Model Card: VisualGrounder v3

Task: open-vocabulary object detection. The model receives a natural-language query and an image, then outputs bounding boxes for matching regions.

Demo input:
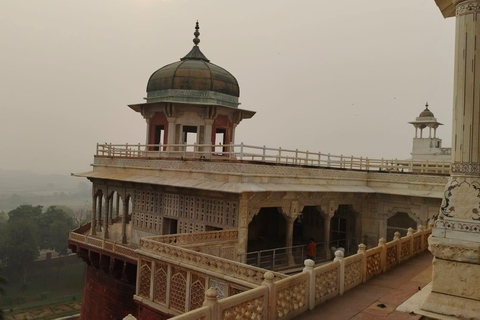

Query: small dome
[145,22,240,107]
[147,59,239,97]
[418,103,434,118]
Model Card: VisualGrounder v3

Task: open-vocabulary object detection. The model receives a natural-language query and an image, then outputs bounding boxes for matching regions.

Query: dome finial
[193,21,200,46]
[425,101,429,109]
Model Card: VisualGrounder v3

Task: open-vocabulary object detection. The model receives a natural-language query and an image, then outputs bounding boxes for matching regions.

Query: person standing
[307,238,316,260]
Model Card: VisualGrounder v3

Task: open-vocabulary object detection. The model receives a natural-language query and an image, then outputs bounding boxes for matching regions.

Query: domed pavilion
[129,22,255,150]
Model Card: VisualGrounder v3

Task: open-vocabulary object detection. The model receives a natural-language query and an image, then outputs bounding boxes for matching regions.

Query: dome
[146,58,239,97]
[145,22,240,108]
[418,103,434,118]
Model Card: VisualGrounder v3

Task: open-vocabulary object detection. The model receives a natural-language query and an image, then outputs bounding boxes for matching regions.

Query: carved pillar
[167,117,176,147]
[237,199,250,263]
[280,202,301,266]
[204,119,214,145]
[109,196,114,225]
[104,195,110,239]
[122,196,128,244]
[424,1,480,318]
[320,202,336,260]
[97,195,103,233]
[115,193,120,219]
[91,193,97,236]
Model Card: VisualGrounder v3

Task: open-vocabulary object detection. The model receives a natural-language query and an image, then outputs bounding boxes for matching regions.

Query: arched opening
[330,205,356,252]
[292,206,325,245]
[387,212,418,241]
[247,207,285,252]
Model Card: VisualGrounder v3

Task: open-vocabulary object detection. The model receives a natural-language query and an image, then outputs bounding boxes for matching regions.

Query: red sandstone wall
[81,265,136,320]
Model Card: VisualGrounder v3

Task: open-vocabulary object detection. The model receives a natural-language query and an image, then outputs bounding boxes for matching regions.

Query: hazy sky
[0,0,455,175]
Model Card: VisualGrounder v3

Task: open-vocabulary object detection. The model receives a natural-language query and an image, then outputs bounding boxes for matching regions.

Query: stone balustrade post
[394,231,401,264]
[302,259,315,310]
[334,249,345,295]
[357,243,366,283]
[262,271,277,316]
[203,287,220,320]
[418,225,426,251]
[378,238,387,272]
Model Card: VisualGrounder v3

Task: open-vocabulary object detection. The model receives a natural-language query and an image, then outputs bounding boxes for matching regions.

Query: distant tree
[1,218,39,283]
[7,205,42,223]
[0,205,76,283]
[38,206,75,255]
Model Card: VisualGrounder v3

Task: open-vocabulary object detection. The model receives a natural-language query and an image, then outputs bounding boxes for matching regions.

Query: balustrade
[96,143,450,174]
[164,225,432,320]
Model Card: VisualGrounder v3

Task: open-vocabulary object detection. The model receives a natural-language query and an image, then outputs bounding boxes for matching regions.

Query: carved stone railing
[96,142,451,174]
[272,272,309,319]
[145,230,239,261]
[164,225,432,320]
[139,238,286,286]
[148,229,237,245]
[68,231,139,262]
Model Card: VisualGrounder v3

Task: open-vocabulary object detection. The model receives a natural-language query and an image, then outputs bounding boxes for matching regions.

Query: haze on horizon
[0,0,455,176]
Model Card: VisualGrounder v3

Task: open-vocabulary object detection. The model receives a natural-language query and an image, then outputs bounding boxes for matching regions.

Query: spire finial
[425,102,429,109]
[193,21,200,46]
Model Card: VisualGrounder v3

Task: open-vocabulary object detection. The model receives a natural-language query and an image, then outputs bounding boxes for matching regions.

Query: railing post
[239,142,244,161]
[350,156,353,169]
[394,231,401,265]
[407,227,414,258]
[272,250,276,270]
[295,149,299,165]
[418,225,426,251]
[318,152,321,166]
[357,243,366,282]
[262,145,266,161]
[340,154,344,168]
[262,271,277,318]
[306,150,309,165]
[334,249,345,295]
[303,259,315,310]
[379,238,387,272]
[327,153,331,167]
[203,287,219,320]
[366,157,369,170]
[278,147,282,164]
[360,157,363,170]
[257,252,261,267]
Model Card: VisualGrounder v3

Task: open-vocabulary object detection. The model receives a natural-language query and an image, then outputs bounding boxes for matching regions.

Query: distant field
[1,255,85,319]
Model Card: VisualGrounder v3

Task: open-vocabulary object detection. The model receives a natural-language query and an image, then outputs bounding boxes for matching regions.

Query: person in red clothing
[307,238,316,260]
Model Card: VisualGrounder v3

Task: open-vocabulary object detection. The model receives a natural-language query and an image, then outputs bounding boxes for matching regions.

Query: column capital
[455,0,480,16]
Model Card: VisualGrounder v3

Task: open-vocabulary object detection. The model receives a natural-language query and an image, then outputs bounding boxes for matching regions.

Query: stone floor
[294,252,433,320]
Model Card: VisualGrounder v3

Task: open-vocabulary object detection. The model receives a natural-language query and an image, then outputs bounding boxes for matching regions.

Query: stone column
[424,1,480,318]
[166,117,176,148]
[109,196,114,225]
[115,193,120,219]
[97,195,103,233]
[280,202,301,266]
[237,199,251,263]
[122,197,128,244]
[91,194,97,236]
[104,195,110,239]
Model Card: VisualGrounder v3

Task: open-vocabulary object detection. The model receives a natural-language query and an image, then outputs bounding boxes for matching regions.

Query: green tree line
[0,205,76,284]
